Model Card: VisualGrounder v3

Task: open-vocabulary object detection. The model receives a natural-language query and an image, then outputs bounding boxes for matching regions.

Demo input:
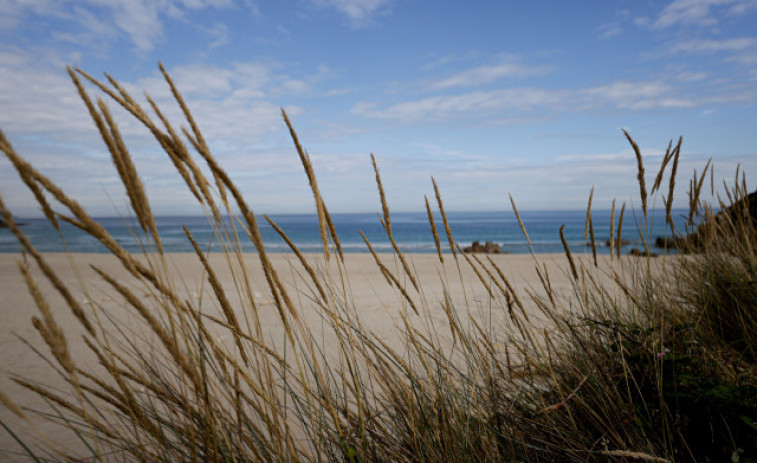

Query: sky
[1,0,756,217]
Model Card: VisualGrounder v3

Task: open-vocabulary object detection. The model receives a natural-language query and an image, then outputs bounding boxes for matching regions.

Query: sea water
[0,210,687,255]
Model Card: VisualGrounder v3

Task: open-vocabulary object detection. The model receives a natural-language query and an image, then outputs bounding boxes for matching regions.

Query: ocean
[0,210,686,255]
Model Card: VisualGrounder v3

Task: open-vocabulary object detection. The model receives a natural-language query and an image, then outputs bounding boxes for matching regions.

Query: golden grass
[0,65,755,462]
[624,128,647,218]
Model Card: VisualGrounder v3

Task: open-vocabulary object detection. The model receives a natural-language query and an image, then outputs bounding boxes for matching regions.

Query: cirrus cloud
[430,58,552,90]
[351,80,700,122]
[307,0,392,27]
[1,0,238,52]
[651,0,757,29]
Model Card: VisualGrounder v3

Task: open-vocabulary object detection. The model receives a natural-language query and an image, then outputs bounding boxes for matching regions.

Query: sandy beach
[0,251,622,460]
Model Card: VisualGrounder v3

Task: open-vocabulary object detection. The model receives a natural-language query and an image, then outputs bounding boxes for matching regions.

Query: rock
[654,189,757,252]
[484,241,501,253]
[604,239,630,247]
[463,241,484,253]
[655,236,682,249]
[463,241,504,254]
[0,217,26,228]
[628,248,658,257]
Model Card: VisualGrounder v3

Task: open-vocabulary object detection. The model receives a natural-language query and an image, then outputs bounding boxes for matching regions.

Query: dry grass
[0,65,755,462]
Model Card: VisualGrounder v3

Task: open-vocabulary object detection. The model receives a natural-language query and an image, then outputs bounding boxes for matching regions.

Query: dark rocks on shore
[654,189,757,252]
[604,239,630,247]
[463,241,506,254]
[655,236,685,249]
[0,217,26,228]
[628,248,659,257]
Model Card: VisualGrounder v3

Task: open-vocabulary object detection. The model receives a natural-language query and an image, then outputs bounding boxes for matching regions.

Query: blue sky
[1,0,756,216]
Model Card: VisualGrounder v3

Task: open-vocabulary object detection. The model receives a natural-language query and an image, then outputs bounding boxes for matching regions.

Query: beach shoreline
[0,251,621,460]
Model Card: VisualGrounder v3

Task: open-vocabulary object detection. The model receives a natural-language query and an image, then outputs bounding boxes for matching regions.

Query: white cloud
[202,21,230,48]
[430,58,552,90]
[676,71,708,81]
[653,0,728,28]
[324,87,354,97]
[352,80,701,122]
[0,47,96,135]
[730,52,757,65]
[363,146,750,213]
[669,37,757,53]
[109,0,165,52]
[50,6,118,53]
[420,54,458,71]
[352,88,569,121]
[644,36,757,69]
[727,0,757,14]
[128,60,311,103]
[596,23,622,39]
[596,8,635,40]
[0,0,239,52]
[556,148,667,163]
[430,150,757,212]
[0,48,326,216]
[104,0,236,51]
[651,0,757,29]
[112,61,312,143]
[583,81,696,110]
[0,0,59,28]
[308,0,392,27]
[137,63,239,96]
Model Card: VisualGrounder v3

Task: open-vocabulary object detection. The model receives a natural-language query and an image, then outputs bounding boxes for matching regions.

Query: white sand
[0,251,622,461]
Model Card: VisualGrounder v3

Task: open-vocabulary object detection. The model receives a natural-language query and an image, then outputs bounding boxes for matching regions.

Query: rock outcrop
[604,239,630,247]
[463,241,505,254]
[0,217,26,228]
[655,189,757,252]
[628,248,658,257]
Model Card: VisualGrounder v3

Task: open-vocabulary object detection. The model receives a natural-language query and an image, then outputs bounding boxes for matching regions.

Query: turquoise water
[0,210,686,255]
